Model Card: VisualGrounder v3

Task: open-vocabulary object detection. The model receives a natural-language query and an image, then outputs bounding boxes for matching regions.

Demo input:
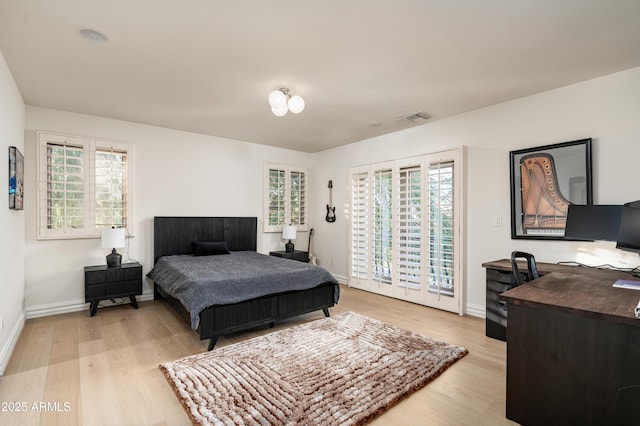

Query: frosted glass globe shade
[272,105,288,117]
[288,95,305,114]
[268,90,287,109]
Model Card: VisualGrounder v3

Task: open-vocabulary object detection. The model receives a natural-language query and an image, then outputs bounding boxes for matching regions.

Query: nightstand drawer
[123,266,141,280]
[123,279,142,294]
[86,283,119,299]
[86,268,123,284]
[86,281,141,299]
[85,264,141,283]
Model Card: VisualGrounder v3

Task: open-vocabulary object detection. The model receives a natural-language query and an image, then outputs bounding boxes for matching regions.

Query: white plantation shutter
[397,164,422,290]
[264,164,308,232]
[46,142,86,232]
[373,167,393,283]
[37,131,134,240]
[95,148,128,228]
[267,167,287,228]
[428,161,455,297]
[290,170,306,227]
[350,170,369,280]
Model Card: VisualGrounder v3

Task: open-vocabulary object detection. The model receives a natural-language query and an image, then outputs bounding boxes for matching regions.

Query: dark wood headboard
[153,217,257,263]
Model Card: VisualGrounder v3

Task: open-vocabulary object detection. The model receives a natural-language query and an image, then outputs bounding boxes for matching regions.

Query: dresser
[84,262,143,316]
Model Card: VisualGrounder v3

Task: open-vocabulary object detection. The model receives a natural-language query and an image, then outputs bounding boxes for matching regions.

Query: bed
[148,216,339,350]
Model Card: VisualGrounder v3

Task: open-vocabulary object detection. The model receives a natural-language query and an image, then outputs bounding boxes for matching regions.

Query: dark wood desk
[500,270,640,425]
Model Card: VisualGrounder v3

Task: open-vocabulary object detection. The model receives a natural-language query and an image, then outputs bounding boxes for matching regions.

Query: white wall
[312,67,640,316]
[24,107,314,314]
[19,66,640,321]
[0,51,26,374]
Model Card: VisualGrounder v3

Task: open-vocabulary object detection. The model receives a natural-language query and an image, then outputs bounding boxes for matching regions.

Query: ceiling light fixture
[268,88,305,116]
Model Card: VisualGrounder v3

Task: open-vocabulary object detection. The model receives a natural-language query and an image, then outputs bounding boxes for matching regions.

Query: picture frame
[510,139,592,239]
[9,146,24,210]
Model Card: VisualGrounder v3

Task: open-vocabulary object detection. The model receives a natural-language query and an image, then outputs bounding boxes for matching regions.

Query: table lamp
[102,227,126,267]
[282,225,297,253]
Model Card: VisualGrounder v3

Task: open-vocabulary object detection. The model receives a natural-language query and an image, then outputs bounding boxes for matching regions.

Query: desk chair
[510,251,540,288]
[499,251,541,312]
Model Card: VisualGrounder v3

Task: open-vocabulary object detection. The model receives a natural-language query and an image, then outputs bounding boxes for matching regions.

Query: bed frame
[151,216,337,350]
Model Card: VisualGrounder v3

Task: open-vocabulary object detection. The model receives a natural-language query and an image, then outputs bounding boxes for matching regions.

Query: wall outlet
[494,216,503,227]
[330,258,334,266]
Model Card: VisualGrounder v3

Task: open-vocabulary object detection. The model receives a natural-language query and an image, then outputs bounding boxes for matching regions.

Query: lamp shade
[282,225,297,240]
[101,227,126,249]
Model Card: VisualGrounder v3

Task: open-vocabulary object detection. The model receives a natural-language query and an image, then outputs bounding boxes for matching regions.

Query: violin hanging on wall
[326,180,336,223]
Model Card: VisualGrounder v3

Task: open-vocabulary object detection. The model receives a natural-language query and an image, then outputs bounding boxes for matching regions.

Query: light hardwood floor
[0,286,516,425]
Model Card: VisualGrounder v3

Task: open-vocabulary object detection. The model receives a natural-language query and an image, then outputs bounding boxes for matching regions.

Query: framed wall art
[510,139,592,239]
[9,146,24,210]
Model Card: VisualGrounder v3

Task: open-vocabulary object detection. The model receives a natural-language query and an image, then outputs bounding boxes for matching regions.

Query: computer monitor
[616,204,640,253]
[564,204,624,241]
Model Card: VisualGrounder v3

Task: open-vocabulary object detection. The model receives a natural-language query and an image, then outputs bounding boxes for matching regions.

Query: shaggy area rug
[160,311,468,425]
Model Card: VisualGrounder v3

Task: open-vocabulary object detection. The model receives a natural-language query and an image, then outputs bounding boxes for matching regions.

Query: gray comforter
[147,251,339,329]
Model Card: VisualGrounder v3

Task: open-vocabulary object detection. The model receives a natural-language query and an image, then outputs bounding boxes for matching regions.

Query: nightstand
[84,262,143,317]
[269,250,309,263]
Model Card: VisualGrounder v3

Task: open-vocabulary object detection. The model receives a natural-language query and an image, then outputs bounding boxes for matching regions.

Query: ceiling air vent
[400,112,431,124]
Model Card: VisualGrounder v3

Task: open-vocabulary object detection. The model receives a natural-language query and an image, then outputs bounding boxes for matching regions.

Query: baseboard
[465,303,485,319]
[26,299,87,319]
[332,274,348,285]
[0,311,25,376]
[25,292,155,319]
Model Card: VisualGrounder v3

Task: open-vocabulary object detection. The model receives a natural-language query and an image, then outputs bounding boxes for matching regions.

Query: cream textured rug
[160,311,468,425]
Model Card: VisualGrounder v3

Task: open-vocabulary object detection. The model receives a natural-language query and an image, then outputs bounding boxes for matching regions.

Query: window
[350,169,369,280]
[95,149,129,228]
[373,167,393,283]
[37,131,134,240]
[397,164,422,290]
[428,161,455,296]
[347,148,463,314]
[264,163,307,232]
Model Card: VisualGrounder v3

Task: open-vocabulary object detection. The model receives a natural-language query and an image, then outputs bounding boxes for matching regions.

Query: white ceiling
[1,1,640,153]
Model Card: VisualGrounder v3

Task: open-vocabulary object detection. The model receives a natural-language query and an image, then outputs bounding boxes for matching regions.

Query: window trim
[263,162,308,233]
[36,131,135,240]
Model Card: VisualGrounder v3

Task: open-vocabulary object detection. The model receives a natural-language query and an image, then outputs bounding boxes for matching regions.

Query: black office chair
[510,251,540,289]
[499,251,541,312]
